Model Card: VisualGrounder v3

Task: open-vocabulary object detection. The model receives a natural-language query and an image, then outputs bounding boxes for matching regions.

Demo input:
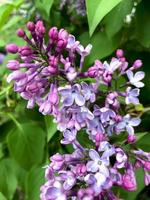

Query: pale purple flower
[41,181,67,200]
[61,129,77,144]
[127,70,145,88]
[125,87,140,104]
[85,172,108,195]
[59,84,85,106]
[115,148,127,168]
[86,149,109,174]
[50,153,64,171]
[81,82,96,103]
[66,35,79,50]
[60,171,76,190]
[117,114,141,135]
[103,59,121,73]
[94,107,116,124]
[76,44,92,57]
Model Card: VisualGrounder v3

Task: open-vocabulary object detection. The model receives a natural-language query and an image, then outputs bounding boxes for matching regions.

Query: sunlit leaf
[86,0,122,36]
[7,123,46,170]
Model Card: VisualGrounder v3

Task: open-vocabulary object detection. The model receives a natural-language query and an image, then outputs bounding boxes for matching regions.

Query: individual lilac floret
[127,70,145,88]
[59,84,85,107]
[86,149,109,173]
[125,87,140,105]
[117,114,141,137]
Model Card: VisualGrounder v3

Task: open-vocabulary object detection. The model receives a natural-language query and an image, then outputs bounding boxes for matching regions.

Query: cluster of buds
[6,20,150,199]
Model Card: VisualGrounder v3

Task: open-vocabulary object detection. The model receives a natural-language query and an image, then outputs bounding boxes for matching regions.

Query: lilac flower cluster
[6,20,150,199]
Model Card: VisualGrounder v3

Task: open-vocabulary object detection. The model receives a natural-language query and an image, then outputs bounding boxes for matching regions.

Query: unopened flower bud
[6,44,18,54]
[19,46,32,56]
[116,49,124,58]
[48,27,58,40]
[35,20,45,37]
[27,21,35,32]
[127,135,136,143]
[17,28,25,37]
[122,172,137,191]
[144,161,150,171]
[133,59,142,69]
[7,60,20,70]
[58,29,68,41]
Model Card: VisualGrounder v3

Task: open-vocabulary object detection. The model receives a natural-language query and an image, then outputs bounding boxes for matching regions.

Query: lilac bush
[6,20,150,200]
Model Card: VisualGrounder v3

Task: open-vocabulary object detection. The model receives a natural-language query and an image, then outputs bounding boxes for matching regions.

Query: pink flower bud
[17,29,25,37]
[76,164,86,176]
[6,44,18,54]
[116,49,124,58]
[48,66,58,74]
[7,60,20,70]
[48,27,58,40]
[58,29,68,41]
[57,39,67,49]
[27,21,35,31]
[35,20,45,37]
[19,46,32,56]
[127,135,136,143]
[7,71,26,83]
[122,172,137,191]
[50,92,59,105]
[144,161,150,171]
[133,59,142,69]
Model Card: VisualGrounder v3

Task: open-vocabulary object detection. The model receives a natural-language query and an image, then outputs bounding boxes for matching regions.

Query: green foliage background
[0,0,150,199]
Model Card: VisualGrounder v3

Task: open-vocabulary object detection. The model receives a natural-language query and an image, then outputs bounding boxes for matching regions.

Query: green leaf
[86,0,122,36]
[35,0,54,21]
[79,31,121,65]
[0,193,7,200]
[1,15,22,32]
[7,122,46,170]
[134,1,150,48]
[136,132,148,142]
[0,159,17,200]
[136,132,150,152]
[25,166,45,200]
[0,4,14,30]
[104,0,133,38]
[44,116,57,142]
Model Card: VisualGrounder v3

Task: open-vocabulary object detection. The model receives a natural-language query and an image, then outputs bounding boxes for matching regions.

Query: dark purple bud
[116,49,124,58]
[27,21,35,32]
[35,20,45,37]
[17,29,25,38]
[57,39,67,49]
[48,27,58,40]
[87,66,97,78]
[19,46,32,56]
[6,44,18,54]
[7,60,20,70]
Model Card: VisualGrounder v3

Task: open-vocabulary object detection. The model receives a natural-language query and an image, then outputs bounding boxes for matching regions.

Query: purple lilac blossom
[6,21,149,199]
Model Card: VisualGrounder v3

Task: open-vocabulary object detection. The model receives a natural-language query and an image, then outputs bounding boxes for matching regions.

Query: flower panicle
[6,20,149,200]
